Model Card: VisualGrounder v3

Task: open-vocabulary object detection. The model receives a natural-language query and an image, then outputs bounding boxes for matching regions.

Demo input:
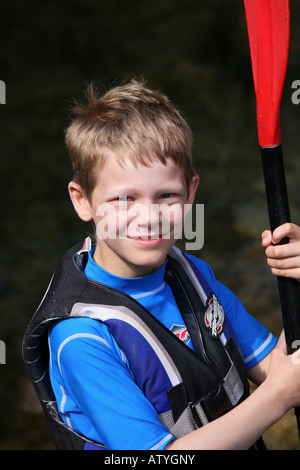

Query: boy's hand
[266,337,300,413]
[262,223,300,282]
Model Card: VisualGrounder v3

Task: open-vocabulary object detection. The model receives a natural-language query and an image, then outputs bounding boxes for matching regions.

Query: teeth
[138,235,159,239]
[120,233,164,240]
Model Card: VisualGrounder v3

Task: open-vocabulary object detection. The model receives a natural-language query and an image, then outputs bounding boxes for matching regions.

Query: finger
[267,255,300,270]
[265,242,300,260]
[268,266,300,281]
[261,229,272,247]
[272,223,300,245]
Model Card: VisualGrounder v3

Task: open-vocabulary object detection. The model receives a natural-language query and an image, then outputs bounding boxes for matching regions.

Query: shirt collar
[84,247,167,298]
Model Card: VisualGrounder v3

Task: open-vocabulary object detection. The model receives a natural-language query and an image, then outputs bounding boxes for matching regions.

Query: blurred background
[1,0,300,450]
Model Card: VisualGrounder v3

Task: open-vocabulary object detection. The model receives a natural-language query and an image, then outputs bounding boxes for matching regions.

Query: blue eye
[160,193,172,199]
[118,196,128,201]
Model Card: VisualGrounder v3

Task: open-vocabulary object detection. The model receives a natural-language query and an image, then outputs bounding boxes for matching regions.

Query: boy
[23,80,300,450]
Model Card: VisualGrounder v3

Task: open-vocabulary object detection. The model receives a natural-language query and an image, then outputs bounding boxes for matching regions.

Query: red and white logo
[204,294,225,338]
[171,324,191,345]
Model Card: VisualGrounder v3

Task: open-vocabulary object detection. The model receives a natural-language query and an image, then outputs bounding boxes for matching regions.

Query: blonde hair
[65,79,194,200]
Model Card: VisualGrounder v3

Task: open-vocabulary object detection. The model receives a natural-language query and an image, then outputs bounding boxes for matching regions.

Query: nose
[128,200,160,234]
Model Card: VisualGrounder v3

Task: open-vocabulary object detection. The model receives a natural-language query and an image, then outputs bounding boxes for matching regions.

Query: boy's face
[69,156,199,277]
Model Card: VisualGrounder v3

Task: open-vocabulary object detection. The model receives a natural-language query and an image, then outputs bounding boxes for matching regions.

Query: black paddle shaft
[261,144,300,354]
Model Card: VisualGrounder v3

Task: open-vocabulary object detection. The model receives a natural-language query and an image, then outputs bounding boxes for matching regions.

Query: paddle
[244,0,300,435]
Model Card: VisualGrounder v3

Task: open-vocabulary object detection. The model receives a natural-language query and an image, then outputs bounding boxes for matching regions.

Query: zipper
[168,266,222,381]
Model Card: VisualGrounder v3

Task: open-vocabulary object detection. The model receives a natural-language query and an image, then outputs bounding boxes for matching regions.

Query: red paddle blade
[244,0,290,147]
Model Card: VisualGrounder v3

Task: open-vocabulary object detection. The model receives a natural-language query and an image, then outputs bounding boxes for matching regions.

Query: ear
[68,181,93,222]
[186,174,199,205]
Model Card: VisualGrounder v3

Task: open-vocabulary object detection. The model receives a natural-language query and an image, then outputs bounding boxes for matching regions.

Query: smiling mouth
[128,234,161,240]
[127,232,166,239]
[119,230,171,241]
[124,232,166,244]
[132,237,164,246]
[139,234,161,239]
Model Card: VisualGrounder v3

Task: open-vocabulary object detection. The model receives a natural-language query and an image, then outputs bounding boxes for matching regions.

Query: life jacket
[23,238,265,450]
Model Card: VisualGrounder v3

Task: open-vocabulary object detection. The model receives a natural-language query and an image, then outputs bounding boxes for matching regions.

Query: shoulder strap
[166,247,232,377]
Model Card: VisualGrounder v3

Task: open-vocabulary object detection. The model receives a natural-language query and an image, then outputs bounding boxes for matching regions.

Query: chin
[128,248,169,273]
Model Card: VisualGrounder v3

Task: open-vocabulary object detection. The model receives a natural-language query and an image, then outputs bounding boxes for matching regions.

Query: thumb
[261,229,272,247]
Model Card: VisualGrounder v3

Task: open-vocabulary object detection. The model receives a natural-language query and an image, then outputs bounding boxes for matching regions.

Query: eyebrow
[105,184,186,198]
[111,181,185,193]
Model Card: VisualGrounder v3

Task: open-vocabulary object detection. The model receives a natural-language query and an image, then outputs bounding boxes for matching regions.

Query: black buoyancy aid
[23,238,265,450]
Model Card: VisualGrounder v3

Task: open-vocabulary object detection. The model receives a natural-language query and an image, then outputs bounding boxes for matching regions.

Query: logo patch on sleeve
[204,294,225,338]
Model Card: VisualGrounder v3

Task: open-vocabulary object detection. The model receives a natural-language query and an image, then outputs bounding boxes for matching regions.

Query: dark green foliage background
[1,0,300,449]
